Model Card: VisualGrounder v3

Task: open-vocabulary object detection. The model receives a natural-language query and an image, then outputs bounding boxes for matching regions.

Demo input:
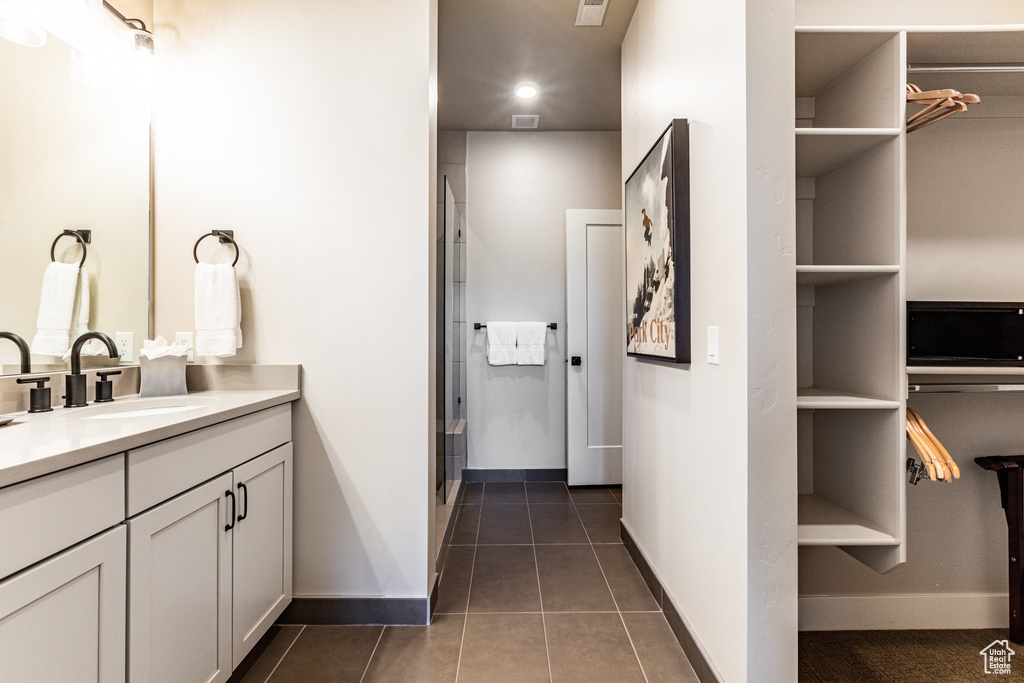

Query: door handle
[225,490,236,532]
[571,356,582,366]
[237,482,248,523]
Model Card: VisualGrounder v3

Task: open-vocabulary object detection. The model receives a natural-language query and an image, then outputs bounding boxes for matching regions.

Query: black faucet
[0,332,31,374]
[65,332,119,408]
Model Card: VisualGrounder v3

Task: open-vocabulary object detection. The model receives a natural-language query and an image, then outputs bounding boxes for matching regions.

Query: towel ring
[50,230,89,267]
[193,230,239,267]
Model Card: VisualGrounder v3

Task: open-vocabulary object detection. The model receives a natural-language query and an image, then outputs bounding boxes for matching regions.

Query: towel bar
[474,323,556,330]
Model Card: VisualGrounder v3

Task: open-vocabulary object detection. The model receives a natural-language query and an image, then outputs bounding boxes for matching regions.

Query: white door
[129,473,233,683]
[0,526,126,683]
[567,209,624,485]
[232,444,293,668]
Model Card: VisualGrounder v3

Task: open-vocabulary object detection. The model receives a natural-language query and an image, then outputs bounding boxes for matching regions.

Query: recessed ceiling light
[514,81,539,99]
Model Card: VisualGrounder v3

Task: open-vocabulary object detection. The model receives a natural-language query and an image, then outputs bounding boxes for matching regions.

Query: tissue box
[139,355,188,398]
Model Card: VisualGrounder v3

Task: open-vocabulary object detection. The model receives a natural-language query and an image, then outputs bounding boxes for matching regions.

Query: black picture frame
[624,119,690,363]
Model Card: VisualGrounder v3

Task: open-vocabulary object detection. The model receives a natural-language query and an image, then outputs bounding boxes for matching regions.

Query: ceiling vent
[575,0,608,27]
[511,114,540,129]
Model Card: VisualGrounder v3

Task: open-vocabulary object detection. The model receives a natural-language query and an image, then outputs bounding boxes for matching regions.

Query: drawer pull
[237,482,248,523]
[225,490,236,531]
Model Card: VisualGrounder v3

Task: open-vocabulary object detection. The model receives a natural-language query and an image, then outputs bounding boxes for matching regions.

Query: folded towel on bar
[486,321,517,366]
[69,268,105,355]
[195,262,242,357]
[516,321,547,366]
[31,261,81,356]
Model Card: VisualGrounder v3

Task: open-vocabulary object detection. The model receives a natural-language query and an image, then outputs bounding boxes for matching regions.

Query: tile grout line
[262,624,306,683]
[578,490,651,683]
[453,486,483,682]
[526,484,555,683]
[357,626,386,683]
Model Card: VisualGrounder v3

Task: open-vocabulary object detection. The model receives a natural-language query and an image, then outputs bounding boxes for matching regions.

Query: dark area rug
[800,629,1024,681]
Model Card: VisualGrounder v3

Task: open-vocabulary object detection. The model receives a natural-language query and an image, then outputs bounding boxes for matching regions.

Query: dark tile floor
[236,482,698,682]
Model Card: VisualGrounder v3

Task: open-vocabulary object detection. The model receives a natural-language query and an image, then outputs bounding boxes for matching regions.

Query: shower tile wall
[440,130,468,479]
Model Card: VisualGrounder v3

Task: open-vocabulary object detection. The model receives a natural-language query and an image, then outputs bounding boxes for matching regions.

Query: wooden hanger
[906,416,941,481]
[905,83,980,133]
[907,100,968,133]
[908,408,960,479]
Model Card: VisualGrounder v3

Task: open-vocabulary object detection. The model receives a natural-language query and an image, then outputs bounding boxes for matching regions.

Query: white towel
[195,262,242,357]
[516,322,547,366]
[486,321,517,366]
[31,261,81,356]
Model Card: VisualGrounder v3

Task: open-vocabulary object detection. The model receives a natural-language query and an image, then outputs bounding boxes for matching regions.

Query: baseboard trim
[462,468,567,483]
[277,596,430,626]
[799,593,1009,631]
[620,521,722,683]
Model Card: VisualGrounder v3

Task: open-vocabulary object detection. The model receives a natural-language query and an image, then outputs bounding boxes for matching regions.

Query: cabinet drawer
[0,455,125,579]
[128,404,291,516]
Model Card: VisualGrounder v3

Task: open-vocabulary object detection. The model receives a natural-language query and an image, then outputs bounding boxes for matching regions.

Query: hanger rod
[909,383,1024,394]
[908,63,1024,74]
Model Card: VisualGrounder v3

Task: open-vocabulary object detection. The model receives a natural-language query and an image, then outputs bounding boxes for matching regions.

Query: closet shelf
[798,494,901,546]
[796,129,900,177]
[797,387,900,410]
[796,265,900,286]
[908,366,1024,376]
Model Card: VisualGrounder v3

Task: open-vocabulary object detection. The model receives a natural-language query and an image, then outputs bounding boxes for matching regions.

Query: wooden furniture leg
[975,456,1024,644]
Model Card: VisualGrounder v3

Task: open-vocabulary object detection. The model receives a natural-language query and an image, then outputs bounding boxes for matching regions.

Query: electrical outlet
[174,332,194,362]
[115,332,134,362]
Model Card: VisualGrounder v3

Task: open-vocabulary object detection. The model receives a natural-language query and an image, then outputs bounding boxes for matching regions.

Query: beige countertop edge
[0,389,299,489]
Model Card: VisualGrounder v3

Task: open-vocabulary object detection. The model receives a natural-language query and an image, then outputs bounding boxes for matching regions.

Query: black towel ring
[50,230,89,267]
[193,230,239,267]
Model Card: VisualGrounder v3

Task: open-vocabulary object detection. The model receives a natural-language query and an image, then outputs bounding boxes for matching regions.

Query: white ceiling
[438,0,640,131]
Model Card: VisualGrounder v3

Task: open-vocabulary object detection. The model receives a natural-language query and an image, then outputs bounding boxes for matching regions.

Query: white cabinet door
[128,473,233,683]
[231,444,293,667]
[0,526,126,683]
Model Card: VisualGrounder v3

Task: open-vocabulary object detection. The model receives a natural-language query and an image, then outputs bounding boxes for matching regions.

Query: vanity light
[0,0,46,48]
[514,81,539,99]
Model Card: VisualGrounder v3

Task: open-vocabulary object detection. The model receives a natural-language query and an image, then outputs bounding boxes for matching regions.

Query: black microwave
[907,301,1024,367]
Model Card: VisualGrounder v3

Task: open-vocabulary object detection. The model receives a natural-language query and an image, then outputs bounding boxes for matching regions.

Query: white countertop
[0,389,299,488]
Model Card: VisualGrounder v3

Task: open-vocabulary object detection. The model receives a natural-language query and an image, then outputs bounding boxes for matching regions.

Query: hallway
[234,482,698,682]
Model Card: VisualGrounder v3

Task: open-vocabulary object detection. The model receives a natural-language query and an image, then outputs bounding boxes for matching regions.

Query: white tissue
[139,335,191,360]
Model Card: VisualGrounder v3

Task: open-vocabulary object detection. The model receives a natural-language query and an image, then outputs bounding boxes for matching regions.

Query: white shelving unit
[795,29,907,572]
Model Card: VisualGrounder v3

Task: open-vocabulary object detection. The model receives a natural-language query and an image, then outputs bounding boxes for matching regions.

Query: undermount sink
[66,396,220,420]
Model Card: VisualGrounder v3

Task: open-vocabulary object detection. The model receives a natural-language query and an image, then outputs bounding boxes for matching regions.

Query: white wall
[152,0,437,599]
[465,131,620,472]
[621,1,753,681]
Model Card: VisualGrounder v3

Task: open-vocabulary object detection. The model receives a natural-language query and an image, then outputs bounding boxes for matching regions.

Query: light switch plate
[707,326,719,365]
[116,332,134,362]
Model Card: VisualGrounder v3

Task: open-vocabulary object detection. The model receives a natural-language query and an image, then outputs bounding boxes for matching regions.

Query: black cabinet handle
[237,482,248,522]
[571,356,582,366]
[225,490,236,531]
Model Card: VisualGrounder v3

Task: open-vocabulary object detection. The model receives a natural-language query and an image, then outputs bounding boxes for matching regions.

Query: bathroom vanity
[0,380,299,683]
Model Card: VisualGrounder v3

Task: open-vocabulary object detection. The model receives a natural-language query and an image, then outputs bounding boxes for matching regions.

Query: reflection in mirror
[0,24,151,375]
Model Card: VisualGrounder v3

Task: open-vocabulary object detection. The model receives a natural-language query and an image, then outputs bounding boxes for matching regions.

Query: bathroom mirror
[0,27,151,375]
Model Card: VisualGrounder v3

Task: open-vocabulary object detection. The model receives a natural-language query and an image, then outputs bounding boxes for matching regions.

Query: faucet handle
[16,376,53,414]
[94,370,122,403]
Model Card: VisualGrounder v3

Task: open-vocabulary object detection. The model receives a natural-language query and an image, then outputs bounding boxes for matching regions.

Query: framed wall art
[624,118,690,363]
